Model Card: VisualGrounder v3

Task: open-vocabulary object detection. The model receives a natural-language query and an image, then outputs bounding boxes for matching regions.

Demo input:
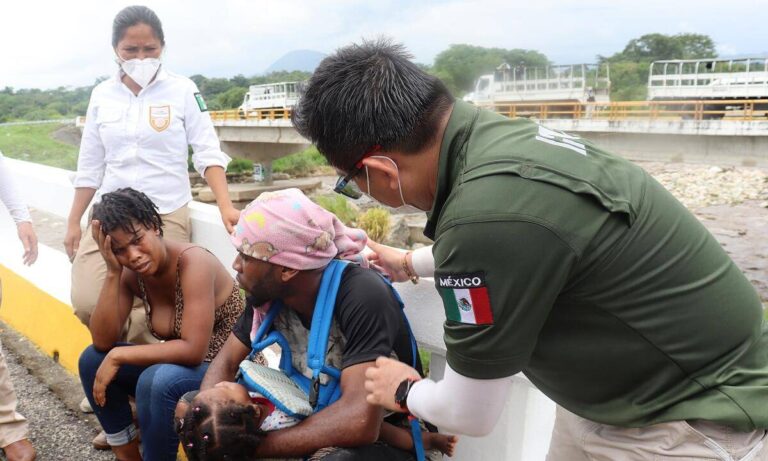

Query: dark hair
[291,38,454,171]
[112,5,165,48]
[178,400,263,460]
[92,188,163,237]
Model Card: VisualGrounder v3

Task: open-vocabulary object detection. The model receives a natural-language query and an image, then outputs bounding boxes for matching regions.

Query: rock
[384,215,411,247]
[644,162,768,209]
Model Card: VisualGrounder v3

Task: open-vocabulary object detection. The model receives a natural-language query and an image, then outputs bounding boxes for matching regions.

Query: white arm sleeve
[0,153,31,223]
[407,362,511,437]
[411,245,435,277]
[72,91,106,189]
[184,81,231,176]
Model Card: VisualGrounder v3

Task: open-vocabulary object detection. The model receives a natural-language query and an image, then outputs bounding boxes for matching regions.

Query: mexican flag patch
[436,272,494,325]
[194,92,208,112]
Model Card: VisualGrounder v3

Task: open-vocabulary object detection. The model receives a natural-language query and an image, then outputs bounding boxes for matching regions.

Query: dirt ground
[50,125,82,148]
[694,201,768,304]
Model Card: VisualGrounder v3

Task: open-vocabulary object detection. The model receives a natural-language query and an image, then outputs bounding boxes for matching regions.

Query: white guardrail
[0,119,76,127]
[0,158,555,460]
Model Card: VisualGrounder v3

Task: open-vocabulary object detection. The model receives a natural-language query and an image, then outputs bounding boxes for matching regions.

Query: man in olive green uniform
[292,39,768,460]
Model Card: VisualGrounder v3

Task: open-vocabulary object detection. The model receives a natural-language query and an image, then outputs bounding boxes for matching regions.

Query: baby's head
[176,382,270,461]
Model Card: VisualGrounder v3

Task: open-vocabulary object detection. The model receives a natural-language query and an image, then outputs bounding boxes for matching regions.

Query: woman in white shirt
[65,5,239,347]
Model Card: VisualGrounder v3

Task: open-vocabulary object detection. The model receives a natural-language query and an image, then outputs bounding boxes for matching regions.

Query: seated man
[185,188,434,460]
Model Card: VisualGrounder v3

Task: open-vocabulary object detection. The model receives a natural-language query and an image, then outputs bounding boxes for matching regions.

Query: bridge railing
[208,99,768,123]
[0,158,555,461]
[209,107,293,122]
[487,98,768,121]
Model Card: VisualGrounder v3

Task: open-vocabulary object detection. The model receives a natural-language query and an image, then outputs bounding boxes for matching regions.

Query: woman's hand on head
[91,220,122,274]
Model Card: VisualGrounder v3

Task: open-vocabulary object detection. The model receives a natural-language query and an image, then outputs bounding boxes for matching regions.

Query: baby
[176,381,457,460]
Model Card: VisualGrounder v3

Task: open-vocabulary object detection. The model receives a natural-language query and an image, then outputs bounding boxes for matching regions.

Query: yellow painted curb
[0,264,91,375]
[0,264,189,458]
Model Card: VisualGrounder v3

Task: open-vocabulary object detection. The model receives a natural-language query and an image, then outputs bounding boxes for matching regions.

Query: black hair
[112,5,165,48]
[291,38,454,171]
[178,399,263,460]
[92,188,163,237]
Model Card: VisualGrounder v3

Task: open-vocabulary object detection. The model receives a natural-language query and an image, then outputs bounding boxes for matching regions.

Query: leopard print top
[137,247,245,362]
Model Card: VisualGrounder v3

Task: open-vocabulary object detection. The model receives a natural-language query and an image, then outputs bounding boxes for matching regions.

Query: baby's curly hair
[92,188,164,237]
[177,399,263,461]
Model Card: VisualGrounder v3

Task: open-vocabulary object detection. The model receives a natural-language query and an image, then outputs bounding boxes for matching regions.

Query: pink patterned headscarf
[231,188,369,270]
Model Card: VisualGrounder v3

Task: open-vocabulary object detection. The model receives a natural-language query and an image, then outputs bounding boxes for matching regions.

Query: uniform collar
[424,100,480,239]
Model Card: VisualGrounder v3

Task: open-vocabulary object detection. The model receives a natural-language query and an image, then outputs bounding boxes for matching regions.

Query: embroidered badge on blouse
[148,105,171,132]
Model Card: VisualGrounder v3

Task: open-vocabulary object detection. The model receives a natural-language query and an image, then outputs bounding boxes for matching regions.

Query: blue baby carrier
[239,259,426,460]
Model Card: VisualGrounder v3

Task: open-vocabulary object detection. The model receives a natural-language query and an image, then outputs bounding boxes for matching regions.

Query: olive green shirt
[426,101,768,431]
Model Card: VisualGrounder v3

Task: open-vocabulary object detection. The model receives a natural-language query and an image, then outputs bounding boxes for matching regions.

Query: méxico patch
[194,92,208,112]
[436,272,494,325]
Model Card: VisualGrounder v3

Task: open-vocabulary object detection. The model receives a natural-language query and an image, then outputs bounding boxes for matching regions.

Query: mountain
[265,50,327,73]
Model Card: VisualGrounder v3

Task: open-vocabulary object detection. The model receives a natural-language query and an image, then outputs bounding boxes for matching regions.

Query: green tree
[432,44,549,95]
[675,33,717,59]
[606,33,715,63]
[214,86,248,109]
[600,33,717,100]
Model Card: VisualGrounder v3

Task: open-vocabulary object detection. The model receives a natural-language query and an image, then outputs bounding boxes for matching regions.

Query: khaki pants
[70,205,191,344]
[0,280,29,447]
[547,406,768,461]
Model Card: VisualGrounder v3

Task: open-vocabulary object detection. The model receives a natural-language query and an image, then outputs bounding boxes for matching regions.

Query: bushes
[227,157,254,174]
[357,207,391,242]
[313,198,392,244]
[314,195,359,226]
[273,146,329,177]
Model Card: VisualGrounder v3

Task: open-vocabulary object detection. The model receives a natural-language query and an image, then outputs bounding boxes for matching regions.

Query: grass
[226,157,254,174]
[357,207,391,242]
[273,146,329,177]
[314,194,359,226]
[419,349,432,376]
[0,123,78,170]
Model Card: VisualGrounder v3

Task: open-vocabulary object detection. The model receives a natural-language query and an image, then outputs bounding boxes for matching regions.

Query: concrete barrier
[0,158,555,460]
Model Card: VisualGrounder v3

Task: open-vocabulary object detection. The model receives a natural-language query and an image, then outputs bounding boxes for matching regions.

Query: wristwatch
[394,378,417,412]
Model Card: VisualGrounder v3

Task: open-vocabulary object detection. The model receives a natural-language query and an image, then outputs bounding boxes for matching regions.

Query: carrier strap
[307,259,348,407]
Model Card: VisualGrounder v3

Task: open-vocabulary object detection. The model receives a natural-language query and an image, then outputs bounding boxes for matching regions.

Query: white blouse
[74,68,231,214]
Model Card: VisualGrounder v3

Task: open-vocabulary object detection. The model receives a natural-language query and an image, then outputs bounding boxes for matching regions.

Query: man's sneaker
[80,397,93,414]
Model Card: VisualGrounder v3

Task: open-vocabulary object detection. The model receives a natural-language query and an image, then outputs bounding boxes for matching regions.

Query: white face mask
[117,57,161,88]
[366,155,425,212]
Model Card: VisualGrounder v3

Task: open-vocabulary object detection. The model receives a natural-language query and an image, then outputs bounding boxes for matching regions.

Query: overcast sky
[2,0,767,90]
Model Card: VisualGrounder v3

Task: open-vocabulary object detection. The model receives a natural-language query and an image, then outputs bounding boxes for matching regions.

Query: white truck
[238,81,302,116]
[647,57,768,101]
[463,62,611,106]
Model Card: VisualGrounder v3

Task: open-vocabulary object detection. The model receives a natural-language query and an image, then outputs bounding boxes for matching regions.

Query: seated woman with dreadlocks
[175,381,458,460]
[78,188,253,461]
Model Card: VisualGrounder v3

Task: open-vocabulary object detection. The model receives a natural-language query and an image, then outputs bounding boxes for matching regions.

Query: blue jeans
[79,344,209,461]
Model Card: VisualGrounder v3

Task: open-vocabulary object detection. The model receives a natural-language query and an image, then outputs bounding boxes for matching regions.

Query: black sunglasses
[333,145,380,199]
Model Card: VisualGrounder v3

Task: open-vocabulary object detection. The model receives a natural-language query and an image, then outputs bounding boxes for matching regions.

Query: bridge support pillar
[220,141,310,184]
